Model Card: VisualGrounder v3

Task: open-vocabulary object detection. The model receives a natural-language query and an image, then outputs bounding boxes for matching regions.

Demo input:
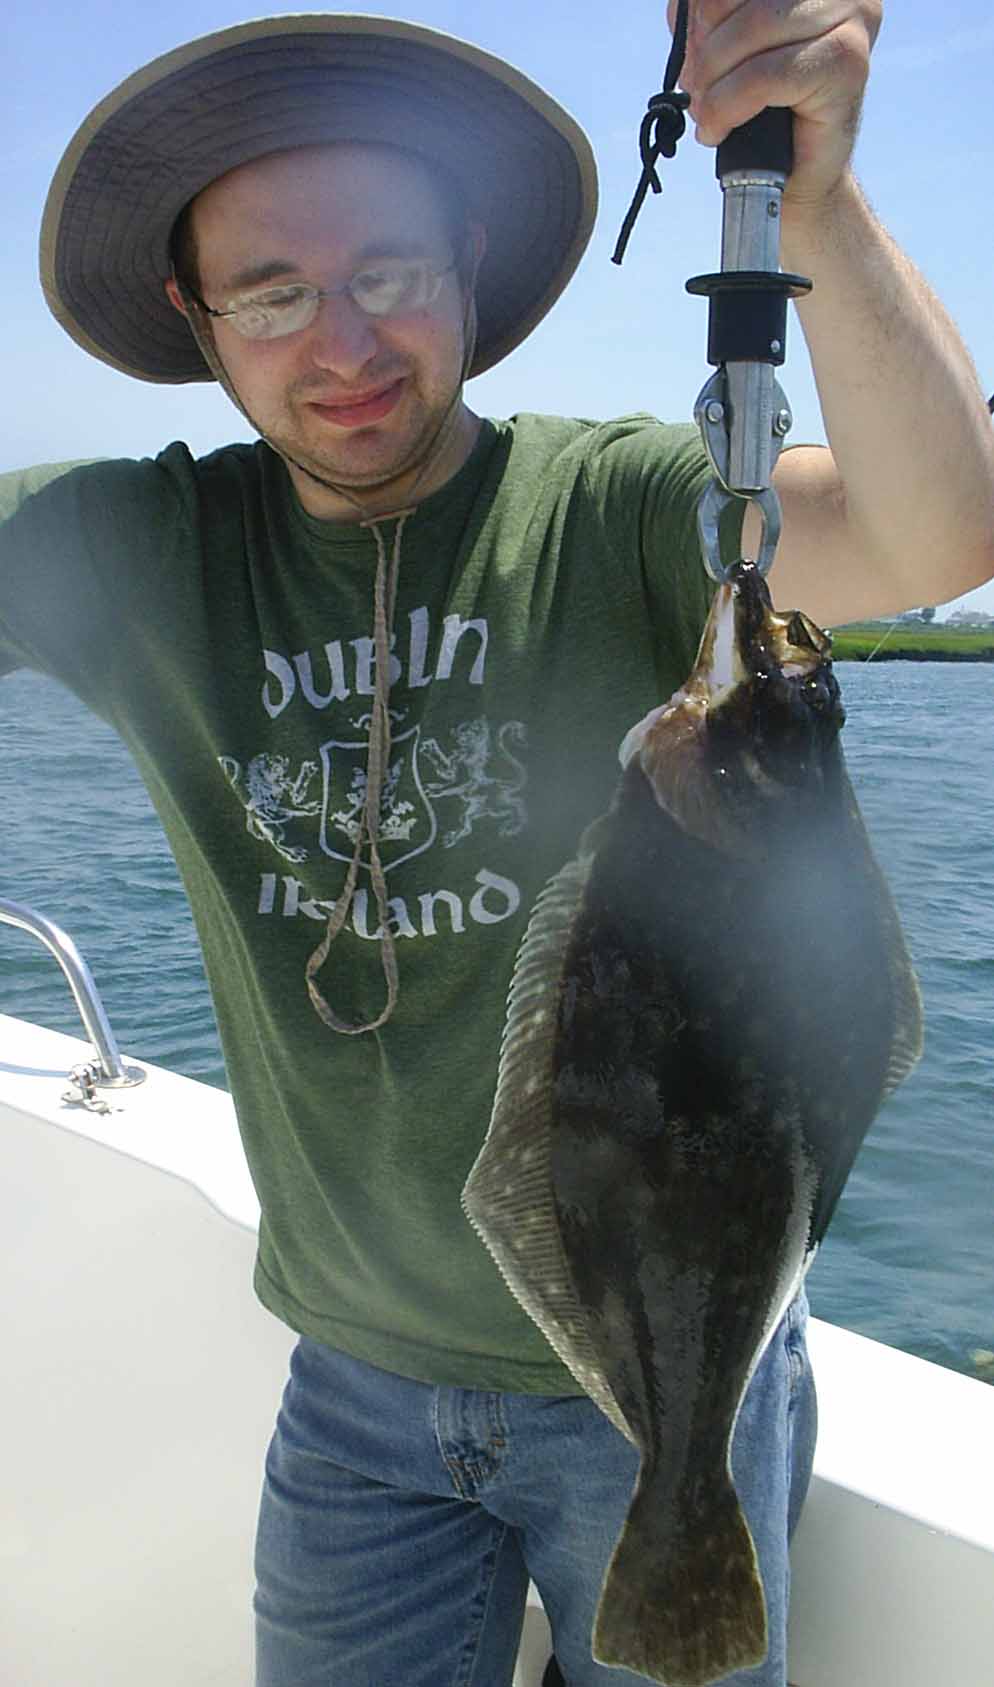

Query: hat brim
[39,13,598,384]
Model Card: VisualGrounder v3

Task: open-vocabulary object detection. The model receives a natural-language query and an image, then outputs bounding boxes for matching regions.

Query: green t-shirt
[0,413,728,1391]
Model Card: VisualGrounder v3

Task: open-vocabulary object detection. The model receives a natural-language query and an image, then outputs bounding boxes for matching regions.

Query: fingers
[691,25,871,148]
[679,0,879,146]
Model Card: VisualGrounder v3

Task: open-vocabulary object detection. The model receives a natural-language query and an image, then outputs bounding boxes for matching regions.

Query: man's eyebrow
[353,239,436,263]
[223,260,302,292]
[222,240,440,293]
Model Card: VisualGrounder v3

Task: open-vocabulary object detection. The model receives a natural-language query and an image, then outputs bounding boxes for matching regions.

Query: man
[3,11,992,1687]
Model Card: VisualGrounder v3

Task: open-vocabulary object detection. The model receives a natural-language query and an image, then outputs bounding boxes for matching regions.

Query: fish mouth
[621,561,844,852]
[699,564,830,700]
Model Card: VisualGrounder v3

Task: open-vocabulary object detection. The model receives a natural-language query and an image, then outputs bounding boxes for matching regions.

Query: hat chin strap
[176,276,479,1034]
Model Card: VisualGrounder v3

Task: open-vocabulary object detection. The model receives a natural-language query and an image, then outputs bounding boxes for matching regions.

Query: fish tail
[592,1474,767,1687]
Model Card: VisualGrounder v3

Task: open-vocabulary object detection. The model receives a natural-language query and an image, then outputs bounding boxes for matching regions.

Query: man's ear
[164,276,188,316]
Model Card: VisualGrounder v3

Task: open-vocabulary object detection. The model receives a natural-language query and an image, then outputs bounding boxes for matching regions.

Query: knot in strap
[612,90,692,266]
[611,0,693,266]
[641,89,691,168]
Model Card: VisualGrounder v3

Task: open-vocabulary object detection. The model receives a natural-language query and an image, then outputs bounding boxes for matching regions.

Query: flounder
[462,561,923,1687]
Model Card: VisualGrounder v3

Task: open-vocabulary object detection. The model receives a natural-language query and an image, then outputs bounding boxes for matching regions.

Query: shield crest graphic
[318,726,437,872]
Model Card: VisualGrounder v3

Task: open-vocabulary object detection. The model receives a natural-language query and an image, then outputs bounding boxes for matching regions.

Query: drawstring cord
[304,511,409,1033]
[301,284,479,1034]
[177,251,481,1034]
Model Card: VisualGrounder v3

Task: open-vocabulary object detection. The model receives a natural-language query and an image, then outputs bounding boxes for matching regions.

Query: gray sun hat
[39,13,599,385]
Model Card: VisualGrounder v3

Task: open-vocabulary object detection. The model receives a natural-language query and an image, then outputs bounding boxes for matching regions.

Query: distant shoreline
[830,625,994,662]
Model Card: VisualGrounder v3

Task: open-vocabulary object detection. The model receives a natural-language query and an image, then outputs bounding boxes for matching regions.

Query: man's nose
[306,293,379,377]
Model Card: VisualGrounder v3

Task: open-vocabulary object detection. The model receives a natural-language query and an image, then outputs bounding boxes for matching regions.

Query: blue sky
[5,0,994,614]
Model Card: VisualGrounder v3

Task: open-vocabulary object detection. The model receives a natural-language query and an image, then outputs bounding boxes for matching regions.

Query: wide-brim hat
[39,13,598,385]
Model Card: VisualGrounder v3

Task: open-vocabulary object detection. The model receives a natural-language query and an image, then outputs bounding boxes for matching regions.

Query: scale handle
[716,107,793,178]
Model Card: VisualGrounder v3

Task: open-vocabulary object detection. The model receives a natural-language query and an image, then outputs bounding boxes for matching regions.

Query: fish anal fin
[461,856,634,1441]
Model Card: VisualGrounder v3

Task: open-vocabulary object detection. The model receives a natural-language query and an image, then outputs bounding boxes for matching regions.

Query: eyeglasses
[186,258,458,341]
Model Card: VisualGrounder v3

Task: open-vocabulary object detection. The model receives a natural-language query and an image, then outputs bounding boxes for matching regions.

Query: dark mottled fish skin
[463,562,922,1687]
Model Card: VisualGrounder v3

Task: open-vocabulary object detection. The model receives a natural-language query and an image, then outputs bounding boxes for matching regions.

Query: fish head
[620,561,846,855]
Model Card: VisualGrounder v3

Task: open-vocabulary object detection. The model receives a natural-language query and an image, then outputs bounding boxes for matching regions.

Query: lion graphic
[420,719,528,847]
[219,753,321,863]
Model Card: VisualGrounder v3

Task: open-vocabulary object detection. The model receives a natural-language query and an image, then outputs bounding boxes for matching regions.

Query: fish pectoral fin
[593,1474,766,1687]
[636,738,768,863]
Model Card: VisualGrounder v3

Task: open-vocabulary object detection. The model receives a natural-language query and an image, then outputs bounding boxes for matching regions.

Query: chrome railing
[0,898,145,1087]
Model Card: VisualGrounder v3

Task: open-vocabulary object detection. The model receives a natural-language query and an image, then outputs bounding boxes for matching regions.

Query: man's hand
[667,0,881,212]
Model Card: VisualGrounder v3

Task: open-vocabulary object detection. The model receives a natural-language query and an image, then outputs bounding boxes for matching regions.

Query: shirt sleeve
[0,462,100,682]
[0,453,194,717]
[579,417,745,698]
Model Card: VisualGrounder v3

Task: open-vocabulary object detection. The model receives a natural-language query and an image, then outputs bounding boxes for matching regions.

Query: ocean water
[1,661,991,1385]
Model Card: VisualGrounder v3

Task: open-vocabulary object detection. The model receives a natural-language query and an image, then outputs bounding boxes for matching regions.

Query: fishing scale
[613,0,811,583]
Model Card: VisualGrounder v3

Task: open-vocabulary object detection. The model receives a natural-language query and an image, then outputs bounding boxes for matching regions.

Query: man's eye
[352,266,420,312]
[229,287,315,338]
[246,287,309,314]
[355,268,402,292]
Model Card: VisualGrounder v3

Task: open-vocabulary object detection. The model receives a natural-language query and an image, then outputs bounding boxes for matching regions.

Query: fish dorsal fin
[882,895,925,1097]
[462,853,635,1442]
[842,772,925,1098]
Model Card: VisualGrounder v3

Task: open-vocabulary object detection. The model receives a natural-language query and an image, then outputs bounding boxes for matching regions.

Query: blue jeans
[255,1294,816,1687]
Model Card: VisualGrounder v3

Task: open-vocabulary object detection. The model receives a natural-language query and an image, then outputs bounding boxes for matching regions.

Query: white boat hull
[1,1014,991,1686]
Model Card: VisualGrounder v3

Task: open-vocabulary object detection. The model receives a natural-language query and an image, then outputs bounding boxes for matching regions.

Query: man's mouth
[307,378,406,430]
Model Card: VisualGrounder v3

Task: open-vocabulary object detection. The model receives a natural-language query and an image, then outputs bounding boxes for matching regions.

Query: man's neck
[287,404,483,524]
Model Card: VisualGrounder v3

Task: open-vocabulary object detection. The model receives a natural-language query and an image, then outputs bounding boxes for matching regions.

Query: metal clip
[694,366,792,580]
[696,481,782,583]
[694,368,794,498]
[62,1062,113,1116]
[687,138,810,588]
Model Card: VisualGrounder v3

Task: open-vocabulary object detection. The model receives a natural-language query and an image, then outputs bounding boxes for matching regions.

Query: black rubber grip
[716,107,793,177]
[685,270,813,366]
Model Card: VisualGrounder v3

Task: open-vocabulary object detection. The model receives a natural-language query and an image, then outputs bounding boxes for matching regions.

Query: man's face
[171,144,480,515]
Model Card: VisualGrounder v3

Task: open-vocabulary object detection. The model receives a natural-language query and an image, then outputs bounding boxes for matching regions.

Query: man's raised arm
[675,0,994,624]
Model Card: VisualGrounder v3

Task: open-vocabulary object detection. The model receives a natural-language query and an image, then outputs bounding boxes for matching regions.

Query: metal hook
[697,483,782,583]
